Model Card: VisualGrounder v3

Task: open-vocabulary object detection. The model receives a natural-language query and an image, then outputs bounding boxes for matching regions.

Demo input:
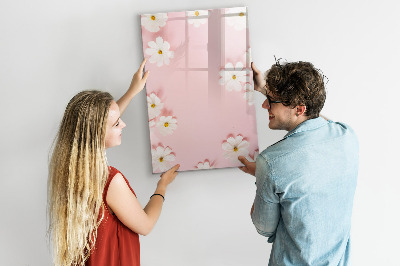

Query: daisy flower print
[219,62,247,91]
[157,116,178,136]
[141,13,168,32]
[196,160,214,170]
[225,7,247,31]
[145,37,174,67]
[222,135,249,160]
[147,93,164,120]
[186,10,208,28]
[152,146,176,172]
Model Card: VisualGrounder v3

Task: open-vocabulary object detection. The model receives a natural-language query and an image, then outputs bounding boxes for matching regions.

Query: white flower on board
[222,135,249,160]
[246,150,259,162]
[145,37,174,67]
[147,93,164,120]
[225,7,247,31]
[141,13,168,32]
[219,62,247,91]
[157,116,177,136]
[186,10,208,28]
[152,146,176,172]
[243,83,255,105]
[196,160,214,170]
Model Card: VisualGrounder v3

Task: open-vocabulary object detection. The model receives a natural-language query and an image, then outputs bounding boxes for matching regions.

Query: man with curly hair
[239,61,359,266]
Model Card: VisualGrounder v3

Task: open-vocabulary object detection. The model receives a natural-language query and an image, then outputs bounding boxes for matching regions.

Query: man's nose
[262,99,270,109]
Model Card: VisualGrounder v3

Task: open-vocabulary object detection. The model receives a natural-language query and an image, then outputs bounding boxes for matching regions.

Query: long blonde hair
[48,90,113,265]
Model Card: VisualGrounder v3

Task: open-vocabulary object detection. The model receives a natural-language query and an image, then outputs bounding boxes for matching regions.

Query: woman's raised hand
[117,58,150,114]
[128,58,150,95]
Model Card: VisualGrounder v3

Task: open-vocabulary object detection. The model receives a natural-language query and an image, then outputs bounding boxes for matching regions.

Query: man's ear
[295,105,306,117]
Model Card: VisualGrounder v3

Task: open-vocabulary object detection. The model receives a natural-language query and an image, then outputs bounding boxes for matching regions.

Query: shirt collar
[284,117,328,139]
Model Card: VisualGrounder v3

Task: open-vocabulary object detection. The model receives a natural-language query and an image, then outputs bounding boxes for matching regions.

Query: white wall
[1,0,399,265]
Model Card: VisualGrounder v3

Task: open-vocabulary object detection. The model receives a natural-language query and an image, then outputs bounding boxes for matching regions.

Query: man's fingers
[238,166,249,174]
[238,155,249,166]
[251,62,260,74]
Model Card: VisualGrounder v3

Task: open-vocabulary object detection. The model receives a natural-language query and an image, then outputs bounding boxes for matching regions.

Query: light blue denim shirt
[252,117,359,266]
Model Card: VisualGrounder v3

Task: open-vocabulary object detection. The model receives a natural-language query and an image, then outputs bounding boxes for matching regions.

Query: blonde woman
[48,58,179,266]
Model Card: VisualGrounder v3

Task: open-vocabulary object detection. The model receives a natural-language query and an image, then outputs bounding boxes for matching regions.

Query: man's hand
[238,156,256,176]
[251,62,266,96]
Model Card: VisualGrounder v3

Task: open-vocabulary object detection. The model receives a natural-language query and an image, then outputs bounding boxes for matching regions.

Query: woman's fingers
[161,164,180,177]
[142,70,150,83]
[139,57,147,71]
[159,164,180,186]
[136,57,148,78]
[168,164,180,173]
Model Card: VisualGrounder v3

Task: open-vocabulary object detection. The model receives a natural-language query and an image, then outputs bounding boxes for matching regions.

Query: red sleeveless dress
[86,166,140,266]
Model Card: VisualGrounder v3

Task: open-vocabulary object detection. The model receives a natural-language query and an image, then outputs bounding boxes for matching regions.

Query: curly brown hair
[266,60,326,118]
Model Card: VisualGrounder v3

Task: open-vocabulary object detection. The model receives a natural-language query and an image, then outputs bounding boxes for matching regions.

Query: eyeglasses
[260,84,282,108]
[266,94,282,108]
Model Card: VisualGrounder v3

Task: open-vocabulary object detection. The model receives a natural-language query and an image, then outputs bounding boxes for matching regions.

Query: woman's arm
[117,58,150,115]
[106,164,180,236]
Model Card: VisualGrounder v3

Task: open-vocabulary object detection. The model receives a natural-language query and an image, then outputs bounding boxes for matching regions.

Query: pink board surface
[140,7,259,173]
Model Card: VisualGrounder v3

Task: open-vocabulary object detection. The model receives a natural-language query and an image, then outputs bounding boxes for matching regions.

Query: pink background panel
[187,23,208,68]
[141,7,258,173]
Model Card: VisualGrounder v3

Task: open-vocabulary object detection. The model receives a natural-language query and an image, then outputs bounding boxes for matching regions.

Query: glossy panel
[141,7,258,173]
